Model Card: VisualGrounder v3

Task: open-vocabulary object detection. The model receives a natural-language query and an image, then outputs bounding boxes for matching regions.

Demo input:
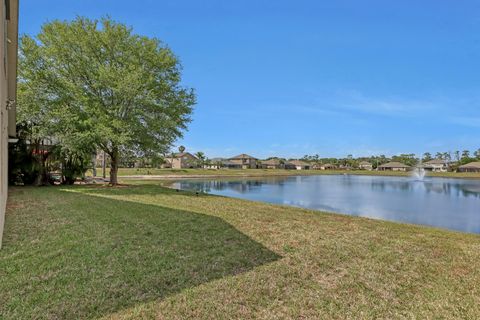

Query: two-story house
[229,154,258,169]
[166,152,199,169]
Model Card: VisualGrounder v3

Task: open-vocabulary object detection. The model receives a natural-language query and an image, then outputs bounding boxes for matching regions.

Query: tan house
[339,164,353,170]
[260,159,284,169]
[287,160,311,170]
[229,154,258,169]
[458,162,480,173]
[166,152,199,169]
[313,163,336,170]
[377,161,411,172]
[95,151,110,168]
[358,161,373,171]
[0,0,19,248]
[423,159,448,172]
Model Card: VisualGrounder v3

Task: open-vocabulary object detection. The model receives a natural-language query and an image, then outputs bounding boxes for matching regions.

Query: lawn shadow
[63,183,220,200]
[1,187,281,319]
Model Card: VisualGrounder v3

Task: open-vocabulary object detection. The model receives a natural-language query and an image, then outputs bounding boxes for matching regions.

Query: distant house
[313,163,336,170]
[377,161,411,172]
[166,152,198,169]
[229,154,258,169]
[206,158,242,169]
[222,160,242,169]
[286,160,311,170]
[95,151,110,168]
[260,159,284,169]
[310,163,321,170]
[338,164,353,170]
[284,162,298,170]
[204,158,223,169]
[358,161,373,171]
[423,159,448,172]
[458,161,480,173]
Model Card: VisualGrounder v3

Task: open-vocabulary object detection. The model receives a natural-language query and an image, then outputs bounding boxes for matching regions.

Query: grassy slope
[1,184,480,319]
[93,167,480,179]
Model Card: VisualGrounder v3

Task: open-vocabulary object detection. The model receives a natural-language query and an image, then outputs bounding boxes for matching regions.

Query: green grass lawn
[1,184,480,319]
[91,167,480,179]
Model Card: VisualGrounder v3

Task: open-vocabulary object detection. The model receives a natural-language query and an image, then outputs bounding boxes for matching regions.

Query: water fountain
[412,162,426,181]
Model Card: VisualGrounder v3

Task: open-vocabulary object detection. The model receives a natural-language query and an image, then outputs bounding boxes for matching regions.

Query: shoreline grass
[1,184,480,319]
[90,167,480,180]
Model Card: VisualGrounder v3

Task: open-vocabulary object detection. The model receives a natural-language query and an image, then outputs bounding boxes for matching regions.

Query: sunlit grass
[1,184,480,319]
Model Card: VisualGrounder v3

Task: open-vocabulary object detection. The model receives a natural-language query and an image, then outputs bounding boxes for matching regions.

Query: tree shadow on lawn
[62,183,226,202]
[1,188,281,319]
[70,182,253,198]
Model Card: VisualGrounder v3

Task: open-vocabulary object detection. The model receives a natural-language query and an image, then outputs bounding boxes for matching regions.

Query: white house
[422,159,448,172]
[286,160,311,170]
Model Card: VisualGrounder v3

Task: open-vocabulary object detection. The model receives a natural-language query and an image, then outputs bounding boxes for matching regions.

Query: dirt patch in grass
[6,202,25,210]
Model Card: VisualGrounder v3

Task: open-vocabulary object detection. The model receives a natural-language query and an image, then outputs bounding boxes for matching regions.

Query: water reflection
[173,175,480,234]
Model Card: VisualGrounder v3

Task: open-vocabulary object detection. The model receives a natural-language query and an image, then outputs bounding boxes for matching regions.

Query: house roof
[359,161,372,166]
[322,163,335,167]
[424,159,447,165]
[170,152,197,159]
[287,160,310,166]
[261,159,282,166]
[313,163,336,168]
[459,161,480,169]
[378,161,410,168]
[230,154,257,160]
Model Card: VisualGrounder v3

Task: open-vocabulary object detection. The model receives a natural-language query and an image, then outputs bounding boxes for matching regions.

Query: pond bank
[114,169,480,181]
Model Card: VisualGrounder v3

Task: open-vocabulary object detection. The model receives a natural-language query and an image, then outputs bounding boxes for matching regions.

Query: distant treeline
[293,149,480,169]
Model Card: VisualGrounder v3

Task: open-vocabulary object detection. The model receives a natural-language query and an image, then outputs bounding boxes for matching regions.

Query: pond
[172,175,480,234]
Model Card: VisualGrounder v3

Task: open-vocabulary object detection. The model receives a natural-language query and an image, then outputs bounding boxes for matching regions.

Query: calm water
[172,175,480,234]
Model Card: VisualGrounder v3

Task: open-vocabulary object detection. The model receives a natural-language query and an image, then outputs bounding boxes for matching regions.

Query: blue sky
[20,0,480,158]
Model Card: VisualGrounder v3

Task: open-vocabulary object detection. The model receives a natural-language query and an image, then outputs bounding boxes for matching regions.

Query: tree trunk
[109,148,119,185]
[92,153,97,177]
[102,151,106,179]
[33,153,50,186]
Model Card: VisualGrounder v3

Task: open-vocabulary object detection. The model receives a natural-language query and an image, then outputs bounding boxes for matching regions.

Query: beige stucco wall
[0,1,8,248]
[167,154,198,169]
[0,0,18,248]
[171,158,182,169]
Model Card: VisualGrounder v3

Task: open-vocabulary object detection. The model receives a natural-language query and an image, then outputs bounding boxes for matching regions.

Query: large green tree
[20,17,195,184]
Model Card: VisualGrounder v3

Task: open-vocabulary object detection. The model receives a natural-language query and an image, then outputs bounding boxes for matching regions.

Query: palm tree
[454,150,460,161]
[194,151,206,167]
[474,149,480,159]
[423,152,432,162]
